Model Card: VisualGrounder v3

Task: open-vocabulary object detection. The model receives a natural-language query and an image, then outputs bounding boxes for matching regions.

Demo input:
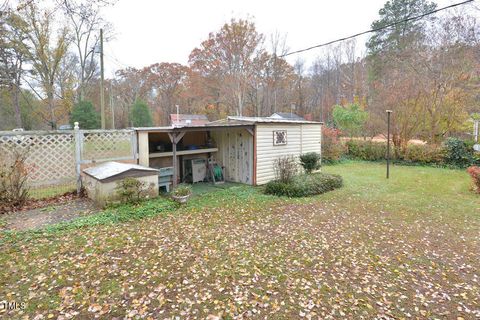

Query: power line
[103,48,131,69]
[281,0,475,57]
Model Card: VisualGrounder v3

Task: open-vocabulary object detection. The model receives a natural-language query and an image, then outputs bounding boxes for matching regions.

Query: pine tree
[130,100,153,127]
[70,100,100,129]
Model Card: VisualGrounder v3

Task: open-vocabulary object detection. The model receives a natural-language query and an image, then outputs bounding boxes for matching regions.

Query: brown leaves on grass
[0,189,479,319]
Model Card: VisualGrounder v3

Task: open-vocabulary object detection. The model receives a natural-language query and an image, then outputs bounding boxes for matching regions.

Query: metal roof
[134,116,321,132]
[170,114,209,121]
[270,112,305,120]
[134,122,254,132]
[227,116,321,124]
[83,161,158,181]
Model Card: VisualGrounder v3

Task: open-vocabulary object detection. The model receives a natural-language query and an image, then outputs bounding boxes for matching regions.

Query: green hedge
[264,173,343,197]
[346,140,387,161]
[345,138,479,168]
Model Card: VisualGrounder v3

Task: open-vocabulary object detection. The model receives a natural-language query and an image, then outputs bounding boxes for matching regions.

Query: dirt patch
[1,198,98,231]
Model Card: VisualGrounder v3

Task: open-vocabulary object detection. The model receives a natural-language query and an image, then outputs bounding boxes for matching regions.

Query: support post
[386,110,392,179]
[168,132,185,189]
[172,140,177,188]
[74,122,82,194]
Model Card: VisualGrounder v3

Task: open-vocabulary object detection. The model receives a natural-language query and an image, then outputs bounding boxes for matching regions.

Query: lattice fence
[0,129,136,199]
[81,130,136,162]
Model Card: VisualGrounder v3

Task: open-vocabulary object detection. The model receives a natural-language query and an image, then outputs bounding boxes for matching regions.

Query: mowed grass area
[1,161,479,319]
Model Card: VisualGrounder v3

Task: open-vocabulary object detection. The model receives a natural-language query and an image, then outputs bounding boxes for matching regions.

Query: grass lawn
[0,161,478,319]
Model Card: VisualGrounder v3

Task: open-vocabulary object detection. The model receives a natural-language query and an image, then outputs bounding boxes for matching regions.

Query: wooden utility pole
[386,110,392,179]
[100,28,105,129]
[110,81,115,129]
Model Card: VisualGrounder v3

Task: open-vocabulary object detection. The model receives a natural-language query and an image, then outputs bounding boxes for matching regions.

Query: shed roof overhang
[134,123,255,133]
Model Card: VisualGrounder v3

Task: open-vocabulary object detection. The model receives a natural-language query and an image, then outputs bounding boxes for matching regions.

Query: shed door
[212,129,253,185]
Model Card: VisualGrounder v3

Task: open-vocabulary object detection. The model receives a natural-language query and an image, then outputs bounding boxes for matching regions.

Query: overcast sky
[101,0,459,77]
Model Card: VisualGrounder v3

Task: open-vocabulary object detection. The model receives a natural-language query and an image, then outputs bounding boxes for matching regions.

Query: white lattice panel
[0,130,136,195]
[81,131,133,161]
[0,133,76,185]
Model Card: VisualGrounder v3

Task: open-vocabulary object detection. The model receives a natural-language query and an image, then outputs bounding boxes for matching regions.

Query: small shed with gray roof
[82,161,159,206]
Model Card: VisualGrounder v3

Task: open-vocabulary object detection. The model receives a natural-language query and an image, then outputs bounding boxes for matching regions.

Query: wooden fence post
[74,122,82,194]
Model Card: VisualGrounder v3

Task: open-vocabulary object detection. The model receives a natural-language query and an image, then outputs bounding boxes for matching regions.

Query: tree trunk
[11,84,23,128]
[47,91,57,129]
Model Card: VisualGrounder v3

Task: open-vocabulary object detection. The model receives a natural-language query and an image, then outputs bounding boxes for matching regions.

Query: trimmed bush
[344,139,478,168]
[401,144,444,166]
[264,172,343,197]
[346,140,387,161]
[300,152,321,173]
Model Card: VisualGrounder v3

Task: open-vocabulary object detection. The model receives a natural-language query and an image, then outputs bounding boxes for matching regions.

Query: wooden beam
[174,131,185,144]
[167,132,174,143]
[246,128,254,136]
[168,131,185,144]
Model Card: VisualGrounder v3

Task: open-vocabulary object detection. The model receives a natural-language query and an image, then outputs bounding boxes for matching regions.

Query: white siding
[255,123,322,185]
[211,128,253,185]
[300,124,322,154]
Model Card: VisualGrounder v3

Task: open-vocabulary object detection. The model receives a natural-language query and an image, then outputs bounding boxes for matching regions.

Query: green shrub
[115,177,147,204]
[346,140,387,161]
[443,137,472,168]
[401,144,444,165]
[264,173,343,197]
[344,138,479,168]
[300,152,321,173]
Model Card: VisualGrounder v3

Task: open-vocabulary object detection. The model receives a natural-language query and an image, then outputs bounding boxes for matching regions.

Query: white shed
[218,117,322,185]
[135,116,322,187]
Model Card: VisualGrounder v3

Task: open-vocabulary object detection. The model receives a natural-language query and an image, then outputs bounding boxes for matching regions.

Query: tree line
[0,0,479,148]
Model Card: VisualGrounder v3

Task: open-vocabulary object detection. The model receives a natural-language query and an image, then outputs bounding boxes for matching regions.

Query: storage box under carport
[82,161,159,206]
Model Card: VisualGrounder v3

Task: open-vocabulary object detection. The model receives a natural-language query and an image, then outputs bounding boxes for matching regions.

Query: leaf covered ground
[1,161,479,319]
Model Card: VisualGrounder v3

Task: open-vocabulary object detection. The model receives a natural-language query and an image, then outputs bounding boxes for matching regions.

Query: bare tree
[61,0,113,101]
[18,2,69,129]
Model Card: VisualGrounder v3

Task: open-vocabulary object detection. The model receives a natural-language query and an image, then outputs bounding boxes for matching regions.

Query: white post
[474,120,479,143]
[74,122,82,194]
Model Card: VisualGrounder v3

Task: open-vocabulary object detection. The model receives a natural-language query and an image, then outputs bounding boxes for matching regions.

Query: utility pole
[110,81,115,129]
[386,110,392,179]
[100,28,105,129]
